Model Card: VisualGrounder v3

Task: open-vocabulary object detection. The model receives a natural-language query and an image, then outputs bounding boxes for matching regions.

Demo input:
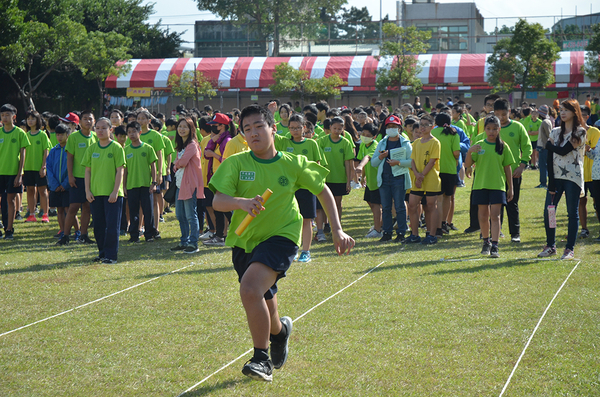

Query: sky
[144,0,598,47]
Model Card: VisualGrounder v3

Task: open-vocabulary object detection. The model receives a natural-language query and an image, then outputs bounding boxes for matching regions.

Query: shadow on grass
[0,260,98,275]
[179,378,252,396]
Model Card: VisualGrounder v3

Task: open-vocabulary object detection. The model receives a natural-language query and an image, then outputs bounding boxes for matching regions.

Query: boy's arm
[40,149,49,177]
[85,167,94,202]
[355,156,370,172]
[213,190,265,215]
[156,150,163,185]
[46,152,58,190]
[345,160,353,192]
[109,166,124,203]
[504,164,514,202]
[15,147,26,187]
[317,185,355,255]
[150,162,157,193]
[67,152,76,187]
[123,168,128,197]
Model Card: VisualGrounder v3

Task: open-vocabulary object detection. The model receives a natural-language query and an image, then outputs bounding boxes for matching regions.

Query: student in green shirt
[275,104,291,136]
[210,104,354,382]
[355,123,381,238]
[83,117,126,264]
[0,103,30,240]
[527,109,542,169]
[23,110,52,223]
[124,121,158,243]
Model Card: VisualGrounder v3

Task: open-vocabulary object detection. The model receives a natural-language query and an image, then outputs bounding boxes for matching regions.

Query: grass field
[1,169,600,396]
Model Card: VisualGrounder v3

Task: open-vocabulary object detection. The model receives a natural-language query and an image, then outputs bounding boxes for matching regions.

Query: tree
[168,71,217,110]
[584,24,600,82]
[487,19,560,100]
[489,25,514,36]
[269,62,346,104]
[195,0,346,56]
[375,23,431,103]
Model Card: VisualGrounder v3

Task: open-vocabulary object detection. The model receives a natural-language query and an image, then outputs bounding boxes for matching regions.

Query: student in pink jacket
[170,117,205,254]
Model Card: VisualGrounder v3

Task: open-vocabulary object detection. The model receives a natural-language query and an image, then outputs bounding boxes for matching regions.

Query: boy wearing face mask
[371,115,413,242]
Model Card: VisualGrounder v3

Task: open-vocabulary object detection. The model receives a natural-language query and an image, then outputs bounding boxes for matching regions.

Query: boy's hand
[14,175,22,187]
[378,150,388,160]
[346,180,351,193]
[468,144,481,154]
[56,186,64,192]
[86,191,95,203]
[69,176,77,188]
[108,192,118,203]
[39,168,46,178]
[507,188,514,203]
[332,230,355,255]
[240,195,266,217]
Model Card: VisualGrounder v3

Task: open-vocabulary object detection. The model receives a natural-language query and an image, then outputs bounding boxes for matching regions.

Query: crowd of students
[3,95,600,381]
[1,96,600,262]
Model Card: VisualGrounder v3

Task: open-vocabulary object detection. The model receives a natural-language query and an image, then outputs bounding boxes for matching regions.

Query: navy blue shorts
[69,177,87,204]
[363,186,381,205]
[49,190,70,208]
[327,182,349,197]
[472,189,507,205]
[295,188,316,219]
[439,173,458,196]
[231,236,298,300]
[204,187,214,207]
[0,174,23,194]
[23,170,48,187]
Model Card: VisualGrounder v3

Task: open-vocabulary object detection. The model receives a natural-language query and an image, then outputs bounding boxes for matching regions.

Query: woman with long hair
[538,99,587,260]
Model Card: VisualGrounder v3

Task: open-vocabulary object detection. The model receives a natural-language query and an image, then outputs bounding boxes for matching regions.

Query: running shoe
[25,215,37,222]
[41,214,49,223]
[365,229,382,238]
[481,242,492,255]
[56,235,69,246]
[316,232,327,242]
[421,235,438,245]
[101,258,118,264]
[74,230,81,241]
[199,230,215,240]
[511,234,521,243]
[170,244,187,252]
[323,223,331,234]
[490,245,500,258]
[447,223,458,231]
[78,234,95,244]
[464,226,480,234]
[538,245,557,257]
[184,244,199,253]
[242,358,273,382]
[560,249,574,260]
[54,230,64,239]
[580,229,590,238]
[394,233,405,243]
[404,234,421,244]
[15,212,23,221]
[203,236,225,247]
[4,229,14,240]
[271,316,293,369]
[379,232,392,242]
[298,251,311,263]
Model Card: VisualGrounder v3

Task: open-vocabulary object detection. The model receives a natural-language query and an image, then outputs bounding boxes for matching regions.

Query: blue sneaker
[404,234,421,243]
[298,251,311,263]
[421,235,438,245]
[74,230,81,241]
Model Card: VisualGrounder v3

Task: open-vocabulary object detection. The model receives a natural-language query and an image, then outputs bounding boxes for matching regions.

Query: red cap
[60,112,80,124]
[207,113,231,125]
[384,114,402,127]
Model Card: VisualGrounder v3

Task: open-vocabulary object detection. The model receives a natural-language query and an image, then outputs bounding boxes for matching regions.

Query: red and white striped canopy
[105,52,600,91]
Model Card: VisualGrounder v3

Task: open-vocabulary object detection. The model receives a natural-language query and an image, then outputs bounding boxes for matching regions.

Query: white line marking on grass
[438,257,580,263]
[498,260,581,397]
[177,259,389,395]
[0,263,197,338]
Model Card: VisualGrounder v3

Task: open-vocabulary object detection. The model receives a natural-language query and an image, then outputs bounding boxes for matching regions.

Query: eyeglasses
[289,127,303,131]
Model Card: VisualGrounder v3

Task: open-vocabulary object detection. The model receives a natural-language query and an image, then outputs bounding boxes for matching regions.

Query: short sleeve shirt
[500,121,532,172]
[527,119,542,141]
[0,126,30,175]
[125,142,158,189]
[161,134,175,176]
[209,151,329,253]
[470,139,515,191]
[282,138,324,164]
[357,140,379,191]
[318,135,355,183]
[431,127,461,174]
[66,131,97,178]
[139,129,165,157]
[411,136,441,192]
[584,126,600,182]
[24,131,52,171]
[81,141,126,197]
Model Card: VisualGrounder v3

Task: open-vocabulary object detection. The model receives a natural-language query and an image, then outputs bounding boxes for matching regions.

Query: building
[401,0,485,54]
[194,21,267,58]
[551,12,600,51]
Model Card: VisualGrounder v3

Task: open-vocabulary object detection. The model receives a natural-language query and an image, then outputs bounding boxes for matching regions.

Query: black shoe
[379,232,392,242]
[164,207,172,213]
[170,244,187,252]
[271,316,292,369]
[15,212,22,221]
[394,233,405,243]
[323,223,331,234]
[145,236,154,242]
[4,229,14,240]
[56,235,70,246]
[481,242,491,255]
[184,244,199,254]
[511,234,520,243]
[154,231,161,239]
[242,358,273,382]
[490,245,500,258]
[92,256,104,263]
[464,226,480,234]
[448,223,458,231]
[129,237,140,243]
[101,258,118,264]
[78,234,95,244]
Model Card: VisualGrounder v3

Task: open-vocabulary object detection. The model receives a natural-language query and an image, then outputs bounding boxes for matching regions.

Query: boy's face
[66,122,77,133]
[80,114,94,131]
[1,111,15,126]
[495,109,510,126]
[95,121,112,140]
[127,128,141,142]
[137,113,149,127]
[531,111,539,121]
[419,119,433,135]
[116,134,127,146]
[56,132,68,145]
[330,122,344,137]
[242,113,274,155]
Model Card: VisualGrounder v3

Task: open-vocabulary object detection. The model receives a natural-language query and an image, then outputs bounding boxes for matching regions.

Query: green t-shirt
[318,134,355,183]
[431,127,461,174]
[274,133,289,152]
[209,151,329,253]
[81,140,126,197]
[166,129,177,141]
[161,134,175,176]
[139,129,165,156]
[527,118,542,141]
[500,120,532,172]
[276,122,290,136]
[470,139,515,191]
[125,142,158,189]
[357,140,379,191]
[24,131,52,171]
[452,119,467,135]
[47,130,59,148]
[314,124,325,138]
[282,138,324,164]
[0,126,30,175]
[66,130,97,178]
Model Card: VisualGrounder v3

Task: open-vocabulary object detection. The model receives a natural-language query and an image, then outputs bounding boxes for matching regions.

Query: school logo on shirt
[278,176,289,186]
[302,149,308,155]
[11,138,17,143]
[286,147,294,153]
[324,147,332,152]
[478,149,485,155]
[509,132,515,137]
[339,148,344,153]
[107,153,114,158]
[36,140,41,145]
[0,138,3,144]
[240,171,255,181]
[141,152,147,157]
[92,152,100,158]
[78,142,87,148]
[148,139,153,144]
[127,153,134,159]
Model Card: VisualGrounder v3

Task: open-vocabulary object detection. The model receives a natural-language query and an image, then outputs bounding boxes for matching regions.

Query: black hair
[580,106,591,116]
[176,104,186,113]
[150,119,163,131]
[330,116,345,127]
[374,101,383,106]
[361,123,377,136]
[47,115,61,130]
[323,118,332,130]
[278,103,291,115]
[126,121,141,132]
[165,117,178,127]
[198,116,212,134]
[342,114,359,141]
[316,101,330,113]
[305,112,318,127]
[435,103,444,110]
[25,110,43,131]
[114,125,127,136]
[434,112,456,135]
[54,124,70,135]
[156,113,165,119]
[203,105,213,112]
[404,116,418,128]
[0,104,17,114]
[288,113,305,126]
[110,109,124,118]
[451,104,464,117]
[484,115,504,155]
[425,97,431,108]
[80,110,94,118]
[484,94,500,106]
[326,108,341,119]
[239,104,274,130]
[493,98,510,112]
[340,108,351,116]
[305,121,315,136]
[302,104,318,115]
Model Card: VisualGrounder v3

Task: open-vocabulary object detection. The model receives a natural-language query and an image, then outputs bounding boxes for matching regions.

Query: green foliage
[269,62,346,102]
[196,0,346,56]
[168,71,217,101]
[487,19,560,99]
[584,24,600,82]
[489,25,514,36]
[375,23,431,99]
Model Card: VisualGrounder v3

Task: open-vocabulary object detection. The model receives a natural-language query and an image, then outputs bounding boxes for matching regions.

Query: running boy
[209,104,354,382]
[0,104,30,240]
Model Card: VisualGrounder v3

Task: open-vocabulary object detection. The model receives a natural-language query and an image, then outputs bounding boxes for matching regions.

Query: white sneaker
[316,232,326,242]
[350,181,358,189]
[365,229,382,238]
[199,230,215,240]
[203,236,225,247]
